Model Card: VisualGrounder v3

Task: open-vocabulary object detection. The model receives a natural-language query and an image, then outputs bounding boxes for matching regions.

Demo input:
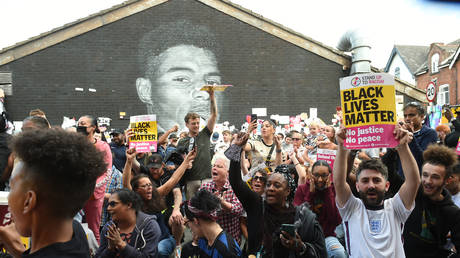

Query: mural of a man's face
[137,44,221,131]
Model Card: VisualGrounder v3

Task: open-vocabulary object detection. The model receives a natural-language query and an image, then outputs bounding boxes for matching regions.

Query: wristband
[276,149,282,153]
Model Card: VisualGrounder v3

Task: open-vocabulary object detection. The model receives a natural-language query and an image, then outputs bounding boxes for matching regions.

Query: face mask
[76,126,89,136]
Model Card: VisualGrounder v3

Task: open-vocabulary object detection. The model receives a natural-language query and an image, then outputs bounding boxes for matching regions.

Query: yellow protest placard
[129,115,157,153]
[339,73,398,149]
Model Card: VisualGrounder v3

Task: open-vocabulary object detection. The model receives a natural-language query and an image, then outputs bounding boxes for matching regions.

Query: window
[431,53,439,73]
[394,67,400,79]
[437,84,449,106]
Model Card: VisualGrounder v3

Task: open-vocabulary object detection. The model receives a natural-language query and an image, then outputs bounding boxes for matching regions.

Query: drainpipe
[337,29,371,75]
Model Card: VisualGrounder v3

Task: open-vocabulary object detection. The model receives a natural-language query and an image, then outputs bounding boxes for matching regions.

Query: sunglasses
[291,138,302,141]
[253,176,267,182]
[108,201,119,207]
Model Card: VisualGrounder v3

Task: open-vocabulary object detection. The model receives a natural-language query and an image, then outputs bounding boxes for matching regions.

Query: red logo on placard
[351,77,361,87]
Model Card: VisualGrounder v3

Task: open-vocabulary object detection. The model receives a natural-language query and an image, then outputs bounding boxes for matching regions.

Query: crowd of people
[0,92,459,258]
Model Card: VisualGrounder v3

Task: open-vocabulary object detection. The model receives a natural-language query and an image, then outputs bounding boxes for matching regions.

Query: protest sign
[456,138,460,156]
[317,148,337,170]
[340,73,398,149]
[129,115,157,153]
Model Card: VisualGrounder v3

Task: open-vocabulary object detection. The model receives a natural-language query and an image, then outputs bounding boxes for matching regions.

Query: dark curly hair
[10,128,106,218]
[112,188,143,212]
[130,174,166,214]
[182,189,221,221]
[356,159,388,180]
[273,165,297,202]
[138,20,221,77]
[423,144,458,180]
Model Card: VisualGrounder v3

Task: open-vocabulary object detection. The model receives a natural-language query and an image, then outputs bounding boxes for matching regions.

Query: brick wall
[0,0,347,129]
[416,45,458,105]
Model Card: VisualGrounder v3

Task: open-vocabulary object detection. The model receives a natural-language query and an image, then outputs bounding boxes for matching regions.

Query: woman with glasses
[129,174,175,258]
[227,133,326,257]
[96,188,161,257]
[294,160,346,258]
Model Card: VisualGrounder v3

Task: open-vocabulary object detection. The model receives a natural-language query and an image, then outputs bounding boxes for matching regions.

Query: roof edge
[0,0,168,66]
[383,47,397,72]
[1,0,352,67]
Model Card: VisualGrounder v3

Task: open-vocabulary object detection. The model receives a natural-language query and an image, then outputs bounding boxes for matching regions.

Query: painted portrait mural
[0,0,347,130]
[135,20,223,131]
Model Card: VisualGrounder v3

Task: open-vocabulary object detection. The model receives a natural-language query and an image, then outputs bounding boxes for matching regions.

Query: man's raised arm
[206,90,217,132]
[157,149,196,196]
[333,127,352,208]
[394,125,420,210]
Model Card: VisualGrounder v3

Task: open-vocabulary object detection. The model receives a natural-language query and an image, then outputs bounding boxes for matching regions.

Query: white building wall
[387,54,415,85]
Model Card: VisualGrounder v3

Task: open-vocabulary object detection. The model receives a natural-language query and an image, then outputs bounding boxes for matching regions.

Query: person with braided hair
[180,189,242,258]
[227,132,326,258]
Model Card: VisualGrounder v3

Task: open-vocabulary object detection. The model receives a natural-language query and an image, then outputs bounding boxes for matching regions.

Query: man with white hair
[199,153,244,244]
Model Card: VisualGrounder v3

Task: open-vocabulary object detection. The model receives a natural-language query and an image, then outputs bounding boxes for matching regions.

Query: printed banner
[129,115,158,153]
[340,73,398,149]
[317,148,337,170]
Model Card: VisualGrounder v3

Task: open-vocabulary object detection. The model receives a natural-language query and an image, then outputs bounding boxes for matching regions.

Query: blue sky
[1,0,459,68]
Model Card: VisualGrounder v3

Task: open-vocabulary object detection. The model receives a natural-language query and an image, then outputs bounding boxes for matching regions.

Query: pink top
[93,139,112,200]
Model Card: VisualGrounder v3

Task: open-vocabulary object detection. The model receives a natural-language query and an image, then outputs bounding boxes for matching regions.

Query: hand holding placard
[125,147,137,162]
[394,124,413,148]
[335,126,347,149]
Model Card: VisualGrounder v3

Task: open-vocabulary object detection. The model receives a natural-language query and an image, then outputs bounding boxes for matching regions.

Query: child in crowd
[305,122,327,164]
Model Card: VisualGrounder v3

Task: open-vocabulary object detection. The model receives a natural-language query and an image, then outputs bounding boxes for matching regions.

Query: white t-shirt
[338,193,414,258]
[451,192,460,208]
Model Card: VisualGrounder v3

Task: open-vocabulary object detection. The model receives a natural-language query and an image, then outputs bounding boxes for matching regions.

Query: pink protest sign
[456,138,460,156]
[317,148,337,170]
[340,73,398,149]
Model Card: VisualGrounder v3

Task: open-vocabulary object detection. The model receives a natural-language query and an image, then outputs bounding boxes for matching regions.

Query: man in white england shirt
[333,125,420,257]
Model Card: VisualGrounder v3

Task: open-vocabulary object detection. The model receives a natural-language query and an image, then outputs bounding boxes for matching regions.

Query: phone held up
[281,223,296,237]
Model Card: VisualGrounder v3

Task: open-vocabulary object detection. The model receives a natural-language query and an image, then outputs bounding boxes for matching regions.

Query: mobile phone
[281,224,296,237]
[188,137,195,153]
[251,114,257,123]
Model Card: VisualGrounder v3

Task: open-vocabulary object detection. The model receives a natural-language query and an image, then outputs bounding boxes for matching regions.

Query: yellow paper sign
[129,115,157,153]
[341,85,396,127]
[339,73,398,149]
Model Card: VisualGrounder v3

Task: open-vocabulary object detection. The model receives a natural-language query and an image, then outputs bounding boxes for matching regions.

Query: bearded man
[333,125,420,257]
